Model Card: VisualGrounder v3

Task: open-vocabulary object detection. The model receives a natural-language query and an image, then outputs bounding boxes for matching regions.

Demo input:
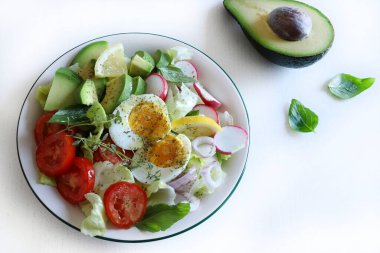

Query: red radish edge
[193,104,219,124]
[193,83,222,109]
[145,73,168,101]
[174,60,199,80]
[214,125,248,155]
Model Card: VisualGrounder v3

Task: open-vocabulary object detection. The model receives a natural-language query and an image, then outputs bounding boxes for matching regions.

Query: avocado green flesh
[129,54,154,78]
[71,41,109,68]
[77,79,98,106]
[44,68,82,111]
[224,0,334,63]
[100,74,133,114]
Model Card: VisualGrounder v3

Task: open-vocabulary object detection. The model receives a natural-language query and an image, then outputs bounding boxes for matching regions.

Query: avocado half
[224,0,334,68]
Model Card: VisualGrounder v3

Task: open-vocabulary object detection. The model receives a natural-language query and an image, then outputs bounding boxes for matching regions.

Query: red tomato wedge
[93,136,134,164]
[104,182,147,228]
[56,157,95,204]
[36,132,76,177]
[34,111,66,146]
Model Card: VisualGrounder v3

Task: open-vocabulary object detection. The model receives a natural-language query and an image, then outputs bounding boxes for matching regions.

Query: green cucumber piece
[44,68,82,111]
[100,74,133,114]
[132,76,147,95]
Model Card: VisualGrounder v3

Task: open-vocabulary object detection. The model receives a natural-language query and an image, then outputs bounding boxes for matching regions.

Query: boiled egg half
[131,133,191,184]
[109,94,171,150]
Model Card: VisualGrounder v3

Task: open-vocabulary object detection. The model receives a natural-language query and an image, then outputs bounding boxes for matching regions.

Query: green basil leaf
[48,105,90,125]
[328,73,375,99]
[158,66,197,83]
[186,110,200,117]
[288,99,318,133]
[135,203,190,232]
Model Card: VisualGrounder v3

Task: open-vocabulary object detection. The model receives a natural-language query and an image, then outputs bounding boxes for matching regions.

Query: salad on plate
[33,40,248,237]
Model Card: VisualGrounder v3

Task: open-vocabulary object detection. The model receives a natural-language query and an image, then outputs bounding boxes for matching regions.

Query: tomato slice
[36,132,76,177]
[56,157,95,204]
[34,111,66,146]
[104,181,147,228]
[93,136,134,164]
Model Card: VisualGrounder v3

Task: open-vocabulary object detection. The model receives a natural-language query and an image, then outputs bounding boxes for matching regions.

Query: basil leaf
[288,99,318,133]
[48,105,90,125]
[328,73,375,99]
[158,66,197,83]
[135,203,190,232]
[186,110,200,116]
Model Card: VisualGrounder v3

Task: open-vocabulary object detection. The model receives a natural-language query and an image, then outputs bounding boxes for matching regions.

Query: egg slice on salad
[109,94,171,150]
[132,133,192,184]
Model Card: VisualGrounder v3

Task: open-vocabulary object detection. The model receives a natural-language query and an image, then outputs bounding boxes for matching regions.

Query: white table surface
[1,0,380,252]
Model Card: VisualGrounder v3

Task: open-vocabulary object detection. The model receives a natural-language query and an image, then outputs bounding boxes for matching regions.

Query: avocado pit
[267,6,312,41]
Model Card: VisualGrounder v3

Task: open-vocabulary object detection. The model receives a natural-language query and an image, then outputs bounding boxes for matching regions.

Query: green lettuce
[80,193,107,237]
[165,84,198,120]
[146,181,176,206]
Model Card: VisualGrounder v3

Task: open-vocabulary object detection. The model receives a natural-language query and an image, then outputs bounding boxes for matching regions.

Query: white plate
[16,33,250,242]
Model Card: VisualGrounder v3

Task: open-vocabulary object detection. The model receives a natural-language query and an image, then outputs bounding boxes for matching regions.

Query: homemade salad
[34,41,248,236]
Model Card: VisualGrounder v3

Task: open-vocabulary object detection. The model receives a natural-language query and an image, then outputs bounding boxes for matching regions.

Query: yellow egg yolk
[128,101,170,141]
[147,134,185,168]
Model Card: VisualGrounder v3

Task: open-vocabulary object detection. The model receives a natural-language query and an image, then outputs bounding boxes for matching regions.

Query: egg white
[131,134,192,184]
[109,94,170,150]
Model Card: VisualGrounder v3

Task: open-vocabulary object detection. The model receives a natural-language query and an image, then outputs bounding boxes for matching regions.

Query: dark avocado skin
[224,2,332,68]
[240,25,330,68]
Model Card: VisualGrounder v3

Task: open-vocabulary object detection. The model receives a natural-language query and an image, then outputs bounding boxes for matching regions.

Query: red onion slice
[192,136,216,158]
[200,161,225,190]
[168,166,197,193]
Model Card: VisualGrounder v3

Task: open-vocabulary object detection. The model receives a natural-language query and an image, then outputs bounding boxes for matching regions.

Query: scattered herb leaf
[288,99,318,133]
[158,66,197,83]
[328,73,375,99]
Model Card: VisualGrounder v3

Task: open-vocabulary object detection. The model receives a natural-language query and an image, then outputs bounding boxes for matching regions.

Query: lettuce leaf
[166,84,198,120]
[80,193,107,237]
[146,181,176,206]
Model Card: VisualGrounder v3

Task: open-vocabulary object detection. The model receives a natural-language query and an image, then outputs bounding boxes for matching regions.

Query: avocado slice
[129,54,154,78]
[76,79,98,106]
[44,68,82,111]
[224,0,334,68]
[100,74,133,114]
[71,41,109,70]
[132,76,147,95]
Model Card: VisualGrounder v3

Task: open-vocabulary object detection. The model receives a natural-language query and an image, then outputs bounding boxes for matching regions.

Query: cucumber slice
[132,76,147,95]
[101,74,133,114]
[44,68,82,111]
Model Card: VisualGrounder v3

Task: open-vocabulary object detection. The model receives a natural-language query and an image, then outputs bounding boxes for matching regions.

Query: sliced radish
[214,125,248,155]
[145,73,168,101]
[191,136,216,158]
[193,104,219,124]
[193,83,222,109]
[174,60,199,80]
